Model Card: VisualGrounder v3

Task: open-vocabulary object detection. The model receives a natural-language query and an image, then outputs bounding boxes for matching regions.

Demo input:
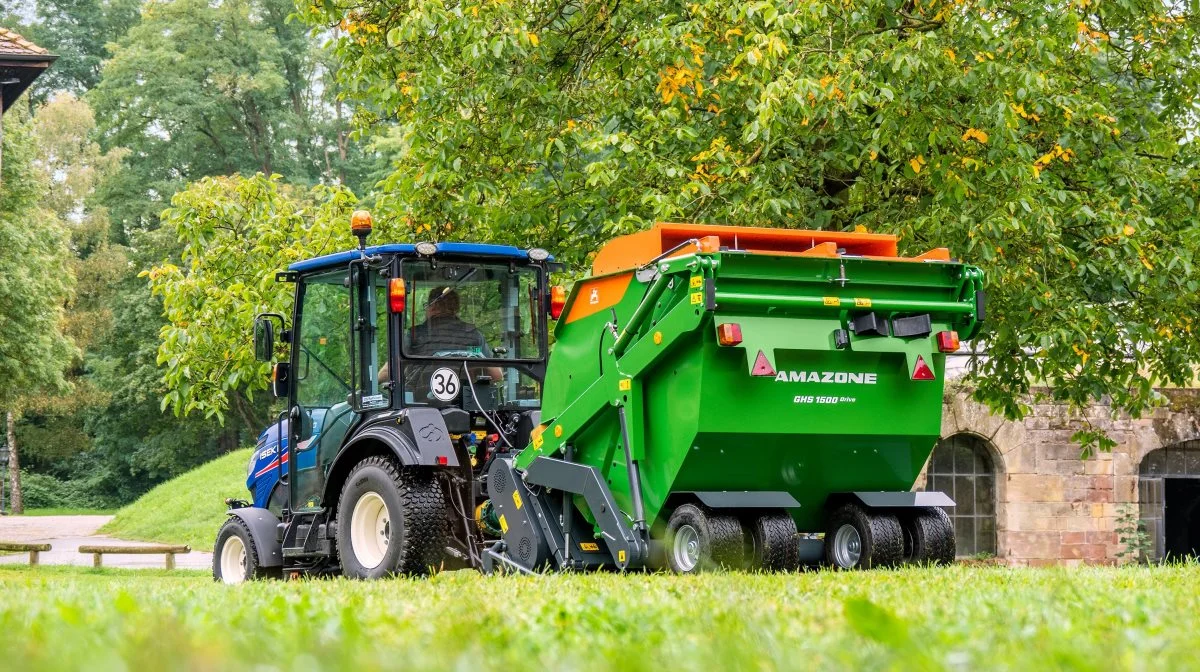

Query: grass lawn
[99,449,253,550]
[2,563,1199,671]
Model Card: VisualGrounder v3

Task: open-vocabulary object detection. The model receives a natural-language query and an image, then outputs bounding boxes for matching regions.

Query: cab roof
[288,243,540,273]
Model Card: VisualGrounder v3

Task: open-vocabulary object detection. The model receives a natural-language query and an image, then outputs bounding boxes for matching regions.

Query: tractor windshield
[400,259,544,409]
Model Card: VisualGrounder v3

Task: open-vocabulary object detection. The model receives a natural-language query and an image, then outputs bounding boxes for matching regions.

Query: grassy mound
[99,449,253,550]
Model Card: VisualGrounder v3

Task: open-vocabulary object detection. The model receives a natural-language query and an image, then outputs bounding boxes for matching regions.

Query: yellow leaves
[746,48,762,66]
[960,157,983,171]
[1123,224,1136,236]
[724,27,743,41]
[1140,254,1154,271]
[656,65,695,105]
[961,128,989,144]
[909,156,926,174]
[527,32,539,47]
[1072,344,1090,365]
[1011,103,1040,123]
[944,48,956,63]
[869,150,878,161]
[706,103,720,115]
[1035,144,1074,170]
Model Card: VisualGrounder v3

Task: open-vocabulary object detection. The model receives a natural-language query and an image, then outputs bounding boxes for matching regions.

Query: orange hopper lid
[591,222,948,275]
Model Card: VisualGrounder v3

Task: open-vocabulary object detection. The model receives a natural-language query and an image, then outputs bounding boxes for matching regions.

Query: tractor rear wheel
[213,517,278,584]
[744,510,801,572]
[900,507,956,565]
[336,456,448,579]
[664,503,743,573]
[824,503,903,570]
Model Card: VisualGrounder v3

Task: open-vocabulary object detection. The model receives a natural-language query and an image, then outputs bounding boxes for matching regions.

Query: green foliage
[311,0,1200,440]
[0,108,76,410]
[99,448,253,548]
[24,0,141,96]
[148,173,358,424]
[1115,502,1154,564]
[5,565,1200,669]
[18,471,112,510]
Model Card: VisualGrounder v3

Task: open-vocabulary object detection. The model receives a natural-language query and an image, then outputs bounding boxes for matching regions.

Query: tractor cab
[219,212,563,581]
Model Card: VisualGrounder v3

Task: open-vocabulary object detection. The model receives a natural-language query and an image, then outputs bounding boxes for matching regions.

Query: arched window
[1138,441,1200,561]
[925,434,998,557]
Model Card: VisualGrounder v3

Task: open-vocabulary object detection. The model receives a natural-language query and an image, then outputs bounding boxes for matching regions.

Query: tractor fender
[829,491,956,511]
[321,409,459,506]
[226,507,282,567]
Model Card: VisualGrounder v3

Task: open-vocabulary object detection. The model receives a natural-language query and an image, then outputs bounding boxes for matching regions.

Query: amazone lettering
[774,371,877,385]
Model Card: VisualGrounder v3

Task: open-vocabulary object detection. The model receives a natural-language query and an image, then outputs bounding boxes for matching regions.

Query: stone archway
[1138,441,1200,560]
[925,433,1001,557]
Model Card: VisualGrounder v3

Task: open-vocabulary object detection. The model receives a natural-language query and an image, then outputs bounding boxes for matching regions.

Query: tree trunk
[7,411,22,515]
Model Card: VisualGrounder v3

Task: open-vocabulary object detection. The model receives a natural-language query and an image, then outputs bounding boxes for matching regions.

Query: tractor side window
[296,273,353,411]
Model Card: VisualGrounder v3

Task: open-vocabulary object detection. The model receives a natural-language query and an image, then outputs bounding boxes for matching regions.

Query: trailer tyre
[824,504,903,570]
[665,503,743,573]
[213,516,279,584]
[900,507,955,565]
[336,456,448,579]
[744,511,801,572]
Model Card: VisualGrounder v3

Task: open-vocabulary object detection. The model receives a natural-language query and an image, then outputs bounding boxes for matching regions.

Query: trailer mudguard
[690,491,801,509]
[846,491,956,509]
[226,507,283,567]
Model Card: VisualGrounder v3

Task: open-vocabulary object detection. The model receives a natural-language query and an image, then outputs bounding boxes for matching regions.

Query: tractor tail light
[936,330,960,353]
[911,355,935,381]
[549,286,567,319]
[717,323,743,346]
[389,278,406,313]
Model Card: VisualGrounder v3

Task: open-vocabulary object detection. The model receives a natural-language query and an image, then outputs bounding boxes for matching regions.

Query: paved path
[0,515,211,570]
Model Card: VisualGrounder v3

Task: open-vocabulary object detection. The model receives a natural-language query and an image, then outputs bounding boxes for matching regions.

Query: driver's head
[425,286,460,318]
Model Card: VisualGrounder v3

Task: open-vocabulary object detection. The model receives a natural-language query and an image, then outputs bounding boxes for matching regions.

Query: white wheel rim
[220,535,248,584]
[350,491,390,569]
[672,524,701,572]
[833,524,862,568]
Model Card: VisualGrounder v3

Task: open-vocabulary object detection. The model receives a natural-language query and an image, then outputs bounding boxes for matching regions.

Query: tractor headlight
[415,241,438,256]
[247,450,258,478]
[527,248,550,262]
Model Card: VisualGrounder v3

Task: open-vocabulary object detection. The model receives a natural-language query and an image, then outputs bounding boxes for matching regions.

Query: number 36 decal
[430,368,461,401]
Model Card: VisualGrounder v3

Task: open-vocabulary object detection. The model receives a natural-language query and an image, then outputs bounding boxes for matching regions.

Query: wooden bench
[78,544,191,570]
[0,541,52,565]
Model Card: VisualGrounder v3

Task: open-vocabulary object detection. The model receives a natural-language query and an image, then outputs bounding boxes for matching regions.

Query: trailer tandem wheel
[899,506,955,565]
[743,510,801,572]
[824,503,904,570]
[336,456,448,579]
[664,503,744,573]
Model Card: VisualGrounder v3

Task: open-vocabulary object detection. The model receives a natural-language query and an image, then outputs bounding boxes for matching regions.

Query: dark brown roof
[0,28,49,57]
[0,28,55,113]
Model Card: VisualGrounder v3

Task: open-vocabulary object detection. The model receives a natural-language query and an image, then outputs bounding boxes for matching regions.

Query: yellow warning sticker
[580,542,600,552]
[689,275,704,288]
[554,425,563,438]
[618,378,632,391]
[618,550,627,563]
[499,515,508,534]
[855,297,872,308]
[690,292,703,305]
[512,490,523,510]
[532,433,544,450]
[653,331,663,345]
[823,296,840,306]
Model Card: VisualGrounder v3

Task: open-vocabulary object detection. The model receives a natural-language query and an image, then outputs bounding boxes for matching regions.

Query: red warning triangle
[751,350,776,377]
[911,355,935,381]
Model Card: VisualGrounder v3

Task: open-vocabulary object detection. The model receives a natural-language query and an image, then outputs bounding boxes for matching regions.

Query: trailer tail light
[911,355,935,381]
[936,330,960,353]
[549,286,567,319]
[388,278,406,313]
[716,323,743,346]
[436,455,449,466]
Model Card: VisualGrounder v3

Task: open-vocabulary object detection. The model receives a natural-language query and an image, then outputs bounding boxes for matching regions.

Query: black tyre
[336,456,448,579]
[744,510,801,572]
[824,503,903,570]
[213,516,279,584]
[664,503,744,573]
[900,507,956,565]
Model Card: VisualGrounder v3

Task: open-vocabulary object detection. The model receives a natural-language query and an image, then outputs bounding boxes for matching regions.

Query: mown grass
[3,563,1200,671]
[99,449,253,550]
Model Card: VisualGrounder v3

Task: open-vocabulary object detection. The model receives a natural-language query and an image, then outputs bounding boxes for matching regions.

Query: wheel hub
[833,524,862,568]
[350,491,391,569]
[219,534,248,584]
[673,524,701,572]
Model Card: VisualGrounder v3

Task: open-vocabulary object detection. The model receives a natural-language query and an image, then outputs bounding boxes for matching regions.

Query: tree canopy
[298,0,1200,443]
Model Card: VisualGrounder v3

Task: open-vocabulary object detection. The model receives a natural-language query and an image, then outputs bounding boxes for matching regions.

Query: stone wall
[931,388,1200,566]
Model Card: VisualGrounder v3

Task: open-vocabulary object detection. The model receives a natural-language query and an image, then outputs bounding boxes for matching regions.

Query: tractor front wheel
[824,503,903,570]
[336,456,447,579]
[664,503,743,573]
[213,517,278,584]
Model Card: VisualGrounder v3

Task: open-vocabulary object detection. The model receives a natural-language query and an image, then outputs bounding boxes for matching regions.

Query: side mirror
[271,362,291,398]
[254,317,274,362]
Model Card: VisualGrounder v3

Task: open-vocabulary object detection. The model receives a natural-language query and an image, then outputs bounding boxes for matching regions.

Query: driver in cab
[381,287,504,388]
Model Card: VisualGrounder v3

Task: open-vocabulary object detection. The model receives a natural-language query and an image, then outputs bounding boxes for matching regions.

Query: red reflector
[549,285,567,319]
[911,355,935,381]
[936,330,960,353]
[751,350,776,377]
[717,323,743,346]
[436,455,449,466]
[388,278,406,313]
